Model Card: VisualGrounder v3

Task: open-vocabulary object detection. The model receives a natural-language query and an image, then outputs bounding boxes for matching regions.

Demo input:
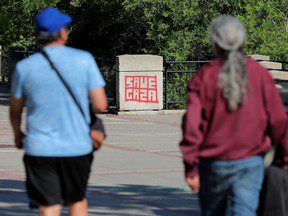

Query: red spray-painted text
[125,76,159,103]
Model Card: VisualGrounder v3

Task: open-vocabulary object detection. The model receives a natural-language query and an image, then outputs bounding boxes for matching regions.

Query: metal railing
[0,46,117,105]
[164,60,209,109]
[0,51,9,83]
[277,79,288,113]
[1,47,288,109]
[164,59,288,110]
[0,47,38,84]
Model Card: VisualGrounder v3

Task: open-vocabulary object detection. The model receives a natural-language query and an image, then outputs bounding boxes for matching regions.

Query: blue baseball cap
[35,7,72,33]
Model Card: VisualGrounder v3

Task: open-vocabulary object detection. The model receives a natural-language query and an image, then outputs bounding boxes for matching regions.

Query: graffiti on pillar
[125,75,159,103]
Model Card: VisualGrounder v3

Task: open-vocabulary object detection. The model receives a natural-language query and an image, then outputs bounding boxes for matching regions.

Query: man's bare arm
[10,98,25,149]
[89,87,108,113]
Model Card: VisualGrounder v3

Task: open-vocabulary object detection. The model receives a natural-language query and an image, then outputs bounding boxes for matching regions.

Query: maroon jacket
[180,58,288,178]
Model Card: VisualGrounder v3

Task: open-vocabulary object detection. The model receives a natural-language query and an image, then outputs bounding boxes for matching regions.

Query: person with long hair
[180,16,288,215]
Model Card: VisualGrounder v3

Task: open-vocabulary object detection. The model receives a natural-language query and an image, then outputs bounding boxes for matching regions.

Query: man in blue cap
[10,7,107,216]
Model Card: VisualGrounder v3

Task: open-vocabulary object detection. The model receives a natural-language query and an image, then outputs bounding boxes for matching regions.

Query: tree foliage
[0,0,62,47]
[0,0,287,61]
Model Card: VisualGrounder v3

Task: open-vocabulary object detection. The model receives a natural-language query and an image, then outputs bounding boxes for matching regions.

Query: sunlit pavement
[0,88,199,216]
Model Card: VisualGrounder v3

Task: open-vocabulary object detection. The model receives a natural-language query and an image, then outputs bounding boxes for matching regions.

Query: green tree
[0,0,287,61]
[0,0,63,47]
[238,0,288,61]
[121,0,288,61]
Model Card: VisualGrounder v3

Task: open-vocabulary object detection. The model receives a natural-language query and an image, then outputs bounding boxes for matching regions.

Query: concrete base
[108,109,185,116]
[260,61,282,70]
[270,70,288,80]
[160,110,185,115]
[248,54,270,61]
[117,110,161,116]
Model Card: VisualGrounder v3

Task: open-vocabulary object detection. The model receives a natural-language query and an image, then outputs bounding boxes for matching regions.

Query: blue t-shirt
[11,46,106,156]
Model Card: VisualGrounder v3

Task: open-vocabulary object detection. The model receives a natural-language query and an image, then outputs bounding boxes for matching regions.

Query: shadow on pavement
[87,184,199,216]
[0,179,199,216]
[0,179,38,215]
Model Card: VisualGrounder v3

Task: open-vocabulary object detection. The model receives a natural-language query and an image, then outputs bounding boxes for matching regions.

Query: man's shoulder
[63,46,92,59]
[17,47,94,69]
[16,52,44,71]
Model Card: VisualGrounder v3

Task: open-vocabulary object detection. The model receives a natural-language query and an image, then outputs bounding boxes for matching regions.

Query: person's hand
[186,175,200,192]
[14,131,25,149]
[90,130,105,151]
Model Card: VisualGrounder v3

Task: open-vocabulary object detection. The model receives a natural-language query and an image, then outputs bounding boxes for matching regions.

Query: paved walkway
[0,84,199,215]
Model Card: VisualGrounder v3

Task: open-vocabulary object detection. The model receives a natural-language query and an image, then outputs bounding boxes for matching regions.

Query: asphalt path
[0,85,199,215]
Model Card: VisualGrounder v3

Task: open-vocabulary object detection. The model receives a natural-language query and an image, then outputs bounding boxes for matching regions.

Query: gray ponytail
[209,16,248,110]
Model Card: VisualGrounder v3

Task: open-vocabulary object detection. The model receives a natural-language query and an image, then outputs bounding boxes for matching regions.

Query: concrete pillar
[116,54,163,111]
[249,54,270,61]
